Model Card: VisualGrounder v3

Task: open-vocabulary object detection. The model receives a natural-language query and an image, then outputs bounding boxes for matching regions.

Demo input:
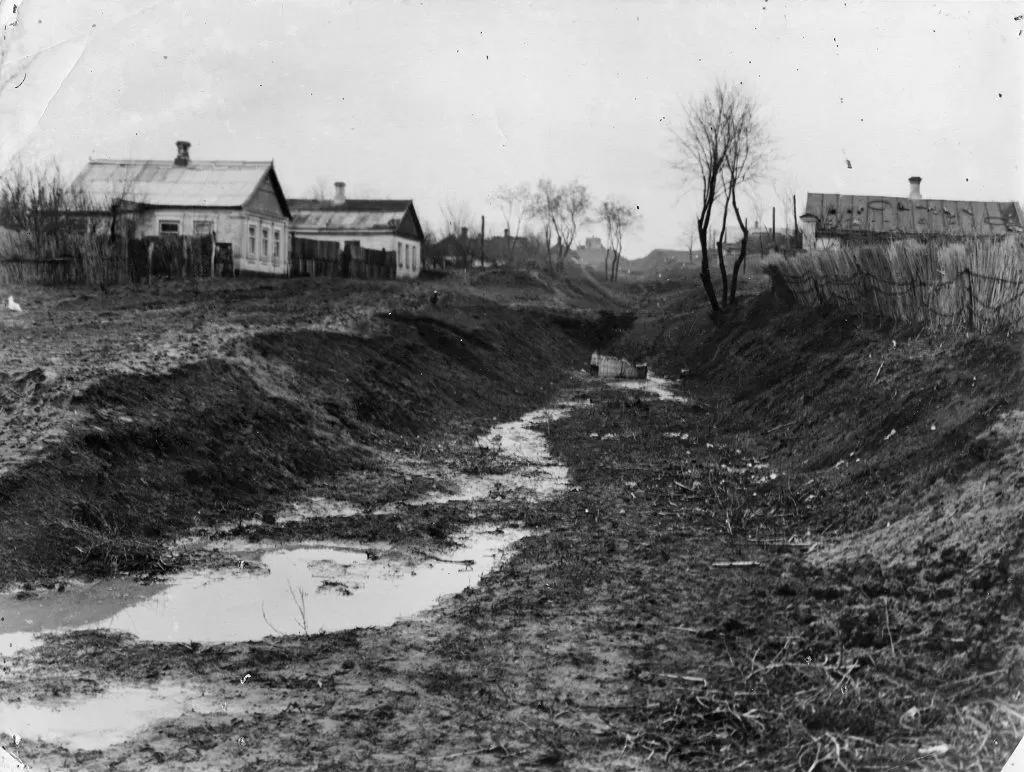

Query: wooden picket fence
[291,238,343,277]
[290,238,396,280]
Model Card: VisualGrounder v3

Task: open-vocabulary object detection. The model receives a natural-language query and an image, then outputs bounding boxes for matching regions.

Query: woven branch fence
[0,234,216,286]
[763,237,1024,333]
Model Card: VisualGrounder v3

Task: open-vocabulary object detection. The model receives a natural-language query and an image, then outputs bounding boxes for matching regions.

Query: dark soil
[0,286,611,585]
[1,267,1022,771]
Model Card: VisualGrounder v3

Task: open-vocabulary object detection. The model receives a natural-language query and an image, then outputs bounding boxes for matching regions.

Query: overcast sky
[0,0,1020,257]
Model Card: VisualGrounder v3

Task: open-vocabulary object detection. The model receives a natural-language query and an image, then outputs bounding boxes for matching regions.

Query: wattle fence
[0,233,217,286]
[763,237,1024,333]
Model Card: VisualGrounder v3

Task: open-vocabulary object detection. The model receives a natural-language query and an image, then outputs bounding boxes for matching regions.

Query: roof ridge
[88,159,272,167]
[288,197,412,203]
[806,191,1018,205]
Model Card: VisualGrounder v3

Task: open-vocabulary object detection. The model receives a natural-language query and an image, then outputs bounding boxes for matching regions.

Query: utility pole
[480,215,485,267]
[772,207,776,247]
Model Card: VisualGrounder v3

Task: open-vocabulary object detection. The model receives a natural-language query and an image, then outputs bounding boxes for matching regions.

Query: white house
[72,141,292,275]
[288,183,424,279]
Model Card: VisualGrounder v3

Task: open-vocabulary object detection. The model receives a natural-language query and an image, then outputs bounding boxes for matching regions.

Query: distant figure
[430,290,439,307]
[6,295,22,313]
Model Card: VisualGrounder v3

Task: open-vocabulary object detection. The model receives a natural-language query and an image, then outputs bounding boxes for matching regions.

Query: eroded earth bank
[0,270,1022,771]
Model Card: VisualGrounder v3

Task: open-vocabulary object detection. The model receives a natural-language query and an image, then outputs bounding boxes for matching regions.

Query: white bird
[6,295,22,313]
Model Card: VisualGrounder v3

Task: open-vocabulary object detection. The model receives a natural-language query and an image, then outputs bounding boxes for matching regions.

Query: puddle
[407,406,572,506]
[608,374,688,402]
[0,402,571,656]
[0,579,169,655]
[0,682,195,752]
[0,528,525,652]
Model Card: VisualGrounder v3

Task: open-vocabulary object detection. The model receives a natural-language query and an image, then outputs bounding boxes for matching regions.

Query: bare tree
[673,81,771,313]
[772,179,801,250]
[438,198,475,269]
[305,177,332,201]
[439,197,473,238]
[488,183,530,265]
[598,199,641,282]
[527,181,558,273]
[529,179,591,274]
[721,96,771,303]
[419,220,440,270]
[0,160,100,253]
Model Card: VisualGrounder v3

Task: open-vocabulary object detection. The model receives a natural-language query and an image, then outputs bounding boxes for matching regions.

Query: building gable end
[243,167,291,220]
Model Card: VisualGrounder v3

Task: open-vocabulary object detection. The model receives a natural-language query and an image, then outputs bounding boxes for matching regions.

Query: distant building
[426,228,526,270]
[574,236,616,272]
[799,176,1024,250]
[427,229,474,270]
[72,141,292,275]
[288,183,424,279]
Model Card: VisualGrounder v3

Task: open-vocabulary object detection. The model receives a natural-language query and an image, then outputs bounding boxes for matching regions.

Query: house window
[194,220,213,236]
[262,227,269,261]
[159,220,180,235]
[273,229,281,261]
[249,225,257,256]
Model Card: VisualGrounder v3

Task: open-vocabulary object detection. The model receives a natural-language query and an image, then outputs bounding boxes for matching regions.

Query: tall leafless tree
[598,199,641,282]
[673,81,771,313]
[529,179,591,274]
[488,183,530,265]
[438,198,475,269]
[721,96,770,303]
[527,180,558,273]
[439,197,473,238]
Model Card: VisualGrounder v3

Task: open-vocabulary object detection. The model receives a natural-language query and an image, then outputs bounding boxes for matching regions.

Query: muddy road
[1,270,1023,770]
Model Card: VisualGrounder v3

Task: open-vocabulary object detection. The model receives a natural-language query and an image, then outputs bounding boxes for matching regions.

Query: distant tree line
[432,180,642,280]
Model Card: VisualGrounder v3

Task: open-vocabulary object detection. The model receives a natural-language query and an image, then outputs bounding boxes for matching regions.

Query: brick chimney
[174,141,191,167]
[333,182,346,204]
[908,176,922,200]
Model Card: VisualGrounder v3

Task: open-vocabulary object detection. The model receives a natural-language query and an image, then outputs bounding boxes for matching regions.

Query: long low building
[288,182,424,279]
[799,176,1024,249]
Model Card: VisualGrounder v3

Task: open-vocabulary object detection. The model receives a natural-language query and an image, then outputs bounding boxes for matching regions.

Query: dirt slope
[0,276,626,586]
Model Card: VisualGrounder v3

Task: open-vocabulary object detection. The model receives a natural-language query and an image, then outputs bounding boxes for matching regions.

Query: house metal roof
[288,199,414,233]
[72,160,277,209]
[803,193,1024,238]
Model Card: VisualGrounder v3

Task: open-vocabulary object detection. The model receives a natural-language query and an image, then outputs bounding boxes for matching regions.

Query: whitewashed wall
[136,209,290,275]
